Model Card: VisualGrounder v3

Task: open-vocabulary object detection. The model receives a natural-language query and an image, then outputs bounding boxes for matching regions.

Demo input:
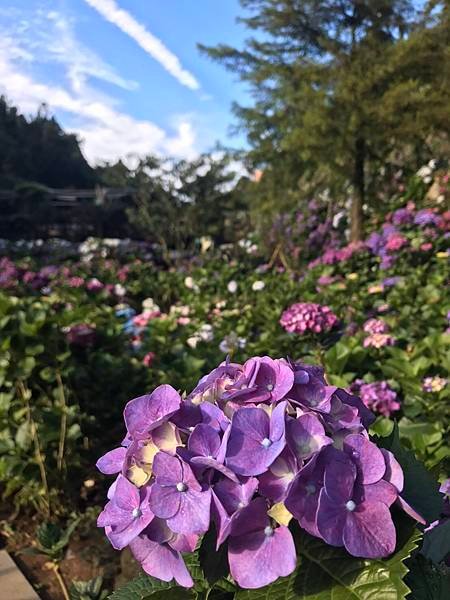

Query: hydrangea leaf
[375,422,442,523]
[421,520,450,565]
[404,555,450,600]
[235,528,421,600]
[108,573,189,600]
[199,525,230,585]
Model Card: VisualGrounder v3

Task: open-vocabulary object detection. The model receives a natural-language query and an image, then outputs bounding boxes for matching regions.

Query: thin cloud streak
[84,0,200,90]
[0,37,198,166]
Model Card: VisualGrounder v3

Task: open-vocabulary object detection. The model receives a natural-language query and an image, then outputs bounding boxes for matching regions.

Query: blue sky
[0,0,250,165]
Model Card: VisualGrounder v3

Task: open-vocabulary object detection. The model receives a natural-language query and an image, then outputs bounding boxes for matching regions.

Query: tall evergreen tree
[200,0,448,240]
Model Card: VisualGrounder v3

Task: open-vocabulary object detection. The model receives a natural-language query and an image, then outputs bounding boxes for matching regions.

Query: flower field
[0,174,449,599]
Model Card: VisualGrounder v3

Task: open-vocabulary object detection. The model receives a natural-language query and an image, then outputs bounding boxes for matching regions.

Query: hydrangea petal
[316,489,346,547]
[96,447,127,474]
[323,448,356,503]
[124,385,181,440]
[228,526,296,589]
[167,487,211,535]
[343,501,396,558]
[343,434,386,484]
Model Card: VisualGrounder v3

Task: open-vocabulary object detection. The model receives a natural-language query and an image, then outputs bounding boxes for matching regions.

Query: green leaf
[376,423,442,523]
[421,520,450,565]
[236,528,421,600]
[15,421,32,450]
[108,573,191,600]
[199,525,230,586]
[405,555,450,600]
[70,576,107,600]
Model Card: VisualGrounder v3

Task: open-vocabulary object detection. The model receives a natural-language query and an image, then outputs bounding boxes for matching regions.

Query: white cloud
[0,7,138,95]
[44,10,139,94]
[84,0,200,90]
[0,36,198,166]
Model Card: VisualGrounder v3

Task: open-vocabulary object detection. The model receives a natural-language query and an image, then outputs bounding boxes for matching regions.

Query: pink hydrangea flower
[363,333,395,348]
[363,319,389,335]
[280,302,339,335]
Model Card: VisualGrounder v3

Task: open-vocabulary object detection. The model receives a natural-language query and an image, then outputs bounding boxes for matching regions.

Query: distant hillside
[0,97,96,189]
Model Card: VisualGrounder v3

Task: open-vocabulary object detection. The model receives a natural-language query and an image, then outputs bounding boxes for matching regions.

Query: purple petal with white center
[226,433,285,476]
[96,447,127,475]
[226,406,286,475]
[124,385,181,440]
[107,509,154,550]
[343,434,386,484]
[343,501,396,558]
[228,505,296,589]
[214,477,259,516]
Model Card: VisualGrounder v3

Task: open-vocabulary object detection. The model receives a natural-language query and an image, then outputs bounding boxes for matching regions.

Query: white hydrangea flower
[252,280,265,291]
[114,284,126,297]
[227,280,238,294]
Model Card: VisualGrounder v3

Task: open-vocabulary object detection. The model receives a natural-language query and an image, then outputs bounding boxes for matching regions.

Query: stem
[56,374,67,474]
[52,563,70,600]
[267,243,281,269]
[18,381,50,518]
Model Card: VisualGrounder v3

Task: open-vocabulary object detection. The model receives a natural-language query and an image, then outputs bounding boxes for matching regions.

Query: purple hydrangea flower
[280,302,339,335]
[97,354,422,589]
[350,380,401,417]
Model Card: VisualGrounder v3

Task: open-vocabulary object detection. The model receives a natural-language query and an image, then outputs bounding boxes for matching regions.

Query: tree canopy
[200,0,450,239]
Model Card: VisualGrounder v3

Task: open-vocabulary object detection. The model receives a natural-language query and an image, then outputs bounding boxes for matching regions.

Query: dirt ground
[1,512,121,600]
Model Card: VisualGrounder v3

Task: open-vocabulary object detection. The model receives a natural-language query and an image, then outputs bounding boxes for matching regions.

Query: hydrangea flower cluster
[363,318,389,335]
[308,242,365,270]
[280,302,339,335]
[97,356,423,590]
[350,380,400,417]
[64,323,96,346]
[422,376,447,393]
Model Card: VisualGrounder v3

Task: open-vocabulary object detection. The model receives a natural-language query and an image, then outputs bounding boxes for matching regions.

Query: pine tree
[200,0,449,240]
